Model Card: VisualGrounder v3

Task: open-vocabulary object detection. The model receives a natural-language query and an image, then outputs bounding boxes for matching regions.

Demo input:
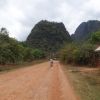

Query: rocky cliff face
[26,20,71,52]
[71,20,100,41]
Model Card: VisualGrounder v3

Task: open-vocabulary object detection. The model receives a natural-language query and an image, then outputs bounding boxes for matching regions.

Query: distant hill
[71,20,100,41]
[26,20,71,52]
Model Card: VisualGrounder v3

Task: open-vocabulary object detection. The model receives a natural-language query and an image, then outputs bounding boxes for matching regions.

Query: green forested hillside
[26,20,72,53]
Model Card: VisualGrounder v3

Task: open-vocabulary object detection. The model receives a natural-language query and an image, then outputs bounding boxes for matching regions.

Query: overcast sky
[0,0,100,41]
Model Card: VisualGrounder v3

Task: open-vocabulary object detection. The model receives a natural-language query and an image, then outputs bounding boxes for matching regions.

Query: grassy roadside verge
[0,59,46,73]
[64,65,100,100]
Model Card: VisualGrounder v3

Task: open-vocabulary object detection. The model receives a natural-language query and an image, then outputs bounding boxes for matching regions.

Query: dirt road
[0,61,78,100]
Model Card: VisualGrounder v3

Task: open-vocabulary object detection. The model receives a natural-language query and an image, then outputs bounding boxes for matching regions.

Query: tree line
[0,28,45,65]
[0,26,100,67]
[59,31,100,66]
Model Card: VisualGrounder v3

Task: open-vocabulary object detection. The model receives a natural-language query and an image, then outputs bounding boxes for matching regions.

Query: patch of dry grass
[64,65,100,100]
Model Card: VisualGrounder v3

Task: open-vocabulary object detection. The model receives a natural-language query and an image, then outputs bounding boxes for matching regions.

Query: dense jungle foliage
[59,31,100,66]
[0,28,45,65]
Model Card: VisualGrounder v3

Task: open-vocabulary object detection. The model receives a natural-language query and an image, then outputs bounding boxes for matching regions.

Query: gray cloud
[0,0,100,40]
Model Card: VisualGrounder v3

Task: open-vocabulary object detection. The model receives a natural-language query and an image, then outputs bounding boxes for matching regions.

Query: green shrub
[59,43,96,66]
[90,31,100,44]
[0,28,45,65]
[32,49,45,59]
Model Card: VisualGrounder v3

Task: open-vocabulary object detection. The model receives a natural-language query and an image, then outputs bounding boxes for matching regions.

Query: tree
[0,27,9,36]
[32,49,45,59]
[90,31,100,44]
[59,43,96,66]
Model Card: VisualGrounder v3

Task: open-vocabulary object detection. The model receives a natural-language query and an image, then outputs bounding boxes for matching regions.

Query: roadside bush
[0,43,24,64]
[73,44,95,65]
[59,43,96,66]
[32,49,45,59]
[0,28,45,65]
[59,43,78,63]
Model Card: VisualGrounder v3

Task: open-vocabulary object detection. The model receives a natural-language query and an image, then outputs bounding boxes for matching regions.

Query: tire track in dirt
[0,61,78,100]
[58,63,78,100]
[0,62,50,100]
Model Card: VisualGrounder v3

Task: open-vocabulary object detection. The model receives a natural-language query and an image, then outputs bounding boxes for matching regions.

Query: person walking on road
[50,59,53,67]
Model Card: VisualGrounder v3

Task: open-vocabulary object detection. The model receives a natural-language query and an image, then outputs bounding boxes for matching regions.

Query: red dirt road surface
[0,61,78,100]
